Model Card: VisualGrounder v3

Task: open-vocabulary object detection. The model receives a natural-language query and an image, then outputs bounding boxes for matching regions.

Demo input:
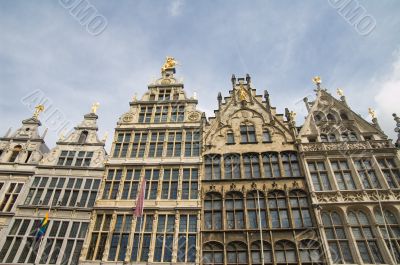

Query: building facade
[0,111,49,235]
[200,74,324,265]
[81,61,204,264]
[0,109,107,264]
[298,81,400,265]
[0,59,399,265]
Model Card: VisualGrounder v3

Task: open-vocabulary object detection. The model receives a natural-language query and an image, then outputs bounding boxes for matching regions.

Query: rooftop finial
[91,102,100,114]
[33,104,45,119]
[312,76,322,90]
[393,113,400,147]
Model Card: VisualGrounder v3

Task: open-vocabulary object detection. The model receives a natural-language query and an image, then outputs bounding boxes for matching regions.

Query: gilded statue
[238,84,247,101]
[161,56,177,72]
[33,104,45,119]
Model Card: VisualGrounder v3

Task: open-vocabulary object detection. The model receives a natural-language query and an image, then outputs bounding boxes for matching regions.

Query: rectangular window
[158,89,171,100]
[161,168,179,199]
[108,215,132,261]
[121,168,141,199]
[74,151,93,166]
[331,160,356,190]
[166,131,182,157]
[171,105,185,122]
[184,130,200,157]
[103,169,122,199]
[87,214,112,260]
[154,215,175,262]
[177,214,197,262]
[148,131,165,157]
[131,132,148,158]
[145,169,159,200]
[113,132,131,158]
[138,105,153,123]
[131,214,153,262]
[308,161,331,191]
[182,168,198,199]
[154,106,169,123]
[378,158,400,188]
[0,183,23,212]
[353,159,381,189]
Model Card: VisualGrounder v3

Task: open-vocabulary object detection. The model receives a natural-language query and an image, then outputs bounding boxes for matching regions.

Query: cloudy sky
[0,0,399,149]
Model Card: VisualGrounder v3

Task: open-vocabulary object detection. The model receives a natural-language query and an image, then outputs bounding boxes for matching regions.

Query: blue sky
[0,0,399,149]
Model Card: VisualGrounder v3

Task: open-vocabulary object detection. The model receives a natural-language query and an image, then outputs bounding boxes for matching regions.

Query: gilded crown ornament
[238,83,247,101]
[33,104,45,119]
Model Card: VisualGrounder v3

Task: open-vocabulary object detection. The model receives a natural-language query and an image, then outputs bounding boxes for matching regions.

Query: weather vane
[33,104,45,119]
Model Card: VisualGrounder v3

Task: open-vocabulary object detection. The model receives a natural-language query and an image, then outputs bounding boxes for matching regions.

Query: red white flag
[134,177,146,217]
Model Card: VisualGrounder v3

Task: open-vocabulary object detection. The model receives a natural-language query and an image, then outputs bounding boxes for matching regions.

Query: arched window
[299,240,323,264]
[328,134,336,142]
[204,193,222,230]
[275,240,297,264]
[348,210,384,264]
[263,129,271,142]
[327,113,336,121]
[341,133,349,141]
[246,191,267,229]
[203,242,224,265]
[227,131,235,144]
[374,208,400,263]
[314,113,323,123]
[281,152,301,177]
[349,132,357,141]
[205,155,221,180]
[240,124,256,143]
[340,112,349,120]
[225,192,244,229]
[243,153,260,178]
[289,190,312,228]
[227,242,248,265]
[78,131,88,144]
[224,154,241,179]
[251,241,272,265]
[262,153,281,178]
[320,134,328,142]
[321,211,354,264]
[268,190,289,228]
[9,145,22,163]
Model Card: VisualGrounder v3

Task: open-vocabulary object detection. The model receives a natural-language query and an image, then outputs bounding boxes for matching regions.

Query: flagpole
[257,190,265,265]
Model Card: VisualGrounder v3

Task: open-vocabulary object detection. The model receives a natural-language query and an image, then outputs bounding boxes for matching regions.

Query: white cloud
[168,0,184,17]
[374,50,400,140]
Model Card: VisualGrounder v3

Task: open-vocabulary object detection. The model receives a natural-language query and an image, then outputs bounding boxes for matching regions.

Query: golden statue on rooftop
[91,102,100,114]
[238,83,247,101]
[368,108,377,119]
[33,104,45,119]
[161,56,177,72]
[337,88,344,97]
[312,76,321,85]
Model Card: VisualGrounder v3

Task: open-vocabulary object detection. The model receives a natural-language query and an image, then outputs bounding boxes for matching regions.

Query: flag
[134,176,146,217]
[35,212,49,241]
